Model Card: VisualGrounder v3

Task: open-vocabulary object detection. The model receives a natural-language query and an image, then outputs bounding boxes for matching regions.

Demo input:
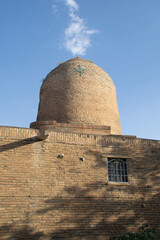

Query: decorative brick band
[0,126,159,148]
[30,121,110,130]
[30,121,111,135]
[0,126,38,139]
[47,131,160,147]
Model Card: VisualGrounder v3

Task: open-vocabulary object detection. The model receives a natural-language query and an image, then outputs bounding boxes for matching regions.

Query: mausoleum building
[0,57,159,239]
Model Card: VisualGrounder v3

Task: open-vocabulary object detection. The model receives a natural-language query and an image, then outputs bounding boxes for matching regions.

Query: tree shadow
[0,224,43,240]
[35,183,160,239]
[0,135,159,239]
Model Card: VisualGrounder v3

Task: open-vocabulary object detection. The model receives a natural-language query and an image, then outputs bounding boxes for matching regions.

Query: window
[108,158,128,183]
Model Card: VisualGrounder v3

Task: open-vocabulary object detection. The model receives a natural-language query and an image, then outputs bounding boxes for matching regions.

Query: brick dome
[31,57,121,134]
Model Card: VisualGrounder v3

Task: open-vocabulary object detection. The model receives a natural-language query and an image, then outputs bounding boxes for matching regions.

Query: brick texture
[0,126,160,239]
[30,121,111,136]
[35,57,121,135]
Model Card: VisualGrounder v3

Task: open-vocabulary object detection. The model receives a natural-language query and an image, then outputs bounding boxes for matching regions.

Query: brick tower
[31,57,121,135]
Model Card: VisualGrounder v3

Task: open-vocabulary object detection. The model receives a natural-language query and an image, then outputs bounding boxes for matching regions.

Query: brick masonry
[0,126,160,239]
[35,57,121,135]
[30,121,111,136]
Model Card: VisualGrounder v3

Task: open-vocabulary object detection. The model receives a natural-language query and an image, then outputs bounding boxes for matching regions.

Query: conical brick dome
[31,57,121,135]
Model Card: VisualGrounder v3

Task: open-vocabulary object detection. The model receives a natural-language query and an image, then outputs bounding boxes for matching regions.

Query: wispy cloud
[65,0,79,11]
[52,4,58,14]
[52,0,59,14]
[64,0,97,55]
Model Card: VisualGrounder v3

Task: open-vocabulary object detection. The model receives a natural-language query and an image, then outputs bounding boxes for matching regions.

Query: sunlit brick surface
[0,126,160,239]
[36,57,121,135]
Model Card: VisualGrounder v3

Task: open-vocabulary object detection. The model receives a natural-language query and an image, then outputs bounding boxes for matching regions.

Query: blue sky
[0,0,160,140]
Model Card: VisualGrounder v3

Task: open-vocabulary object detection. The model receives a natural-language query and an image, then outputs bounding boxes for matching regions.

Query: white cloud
[63,0,97,55]
[65,0,79,11]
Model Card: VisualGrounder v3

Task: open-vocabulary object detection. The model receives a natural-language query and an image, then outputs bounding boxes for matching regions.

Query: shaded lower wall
[0,126,160,240]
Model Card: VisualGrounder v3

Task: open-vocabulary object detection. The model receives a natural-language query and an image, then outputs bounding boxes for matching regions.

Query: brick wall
[0,126,160,239]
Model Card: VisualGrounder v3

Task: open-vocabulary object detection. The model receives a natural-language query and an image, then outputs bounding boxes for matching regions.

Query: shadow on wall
[1,185,159,239]
[0,138,159,239]
[0,137,39,153]
[0,224,43,240]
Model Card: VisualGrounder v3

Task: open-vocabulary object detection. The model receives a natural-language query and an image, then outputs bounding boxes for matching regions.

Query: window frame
[107,157,129,185]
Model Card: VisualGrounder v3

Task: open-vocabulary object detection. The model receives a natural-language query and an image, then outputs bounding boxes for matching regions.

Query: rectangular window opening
[108,158,128,183]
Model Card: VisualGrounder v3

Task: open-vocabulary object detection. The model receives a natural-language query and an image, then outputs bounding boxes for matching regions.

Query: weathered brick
[0,126,160,239]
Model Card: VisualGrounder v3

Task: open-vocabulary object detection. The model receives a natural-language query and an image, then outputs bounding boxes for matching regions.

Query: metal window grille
[108,158,128,183]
